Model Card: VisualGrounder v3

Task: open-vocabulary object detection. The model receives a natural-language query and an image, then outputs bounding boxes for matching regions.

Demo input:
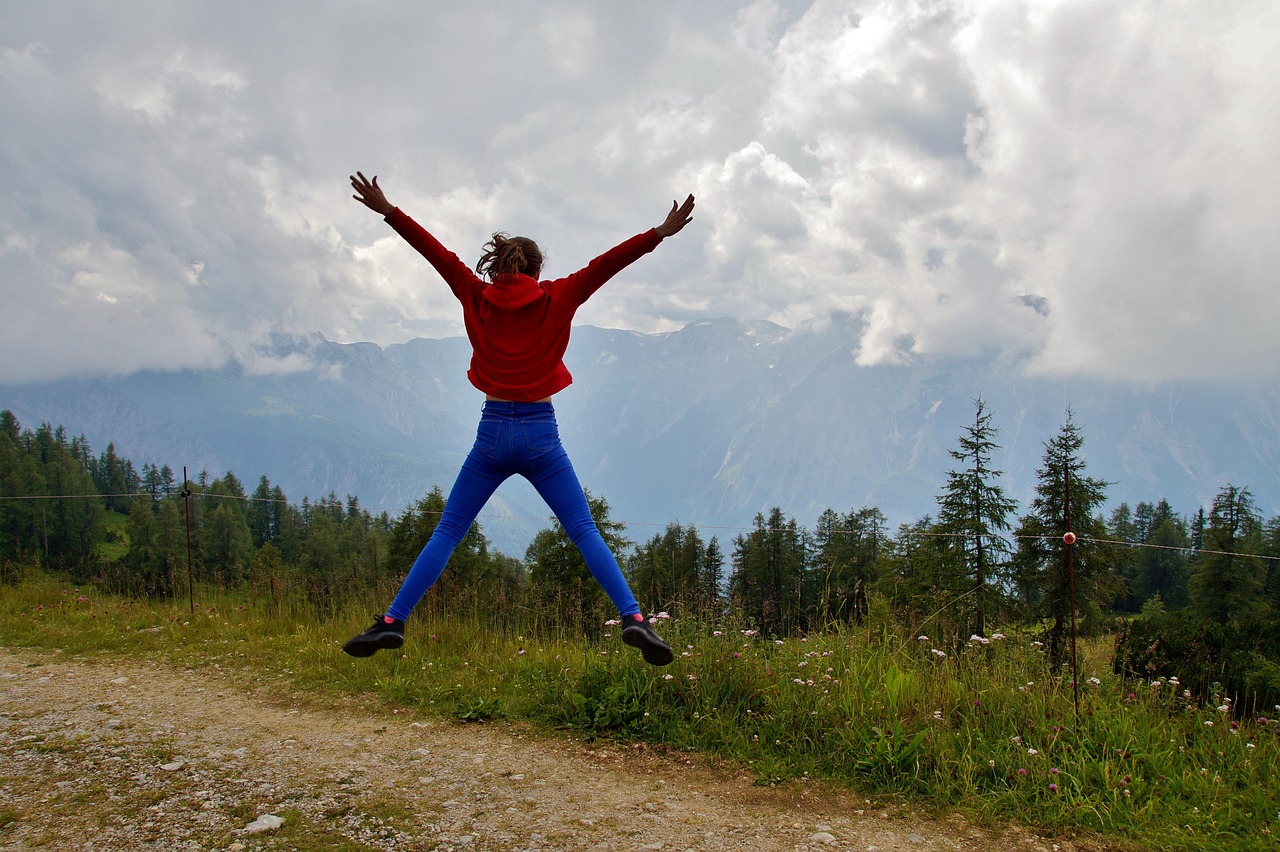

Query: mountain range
[4,314,1278,556]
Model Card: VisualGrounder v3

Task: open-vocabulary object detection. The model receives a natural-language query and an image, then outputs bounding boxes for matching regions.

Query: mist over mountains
[4,315,1278,556]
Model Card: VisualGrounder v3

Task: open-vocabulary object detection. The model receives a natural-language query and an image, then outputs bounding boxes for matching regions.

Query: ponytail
[476,232,544,280]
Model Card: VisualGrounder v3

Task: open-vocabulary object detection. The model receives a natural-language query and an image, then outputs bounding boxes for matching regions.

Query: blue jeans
[386,401,640,621]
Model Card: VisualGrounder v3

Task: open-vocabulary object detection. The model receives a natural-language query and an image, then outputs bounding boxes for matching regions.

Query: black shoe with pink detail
[621,613,674,666]
[343,615,405,658]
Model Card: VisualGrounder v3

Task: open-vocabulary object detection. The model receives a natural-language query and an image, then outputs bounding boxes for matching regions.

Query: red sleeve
[384,208,482,300]
[552,229,664,306]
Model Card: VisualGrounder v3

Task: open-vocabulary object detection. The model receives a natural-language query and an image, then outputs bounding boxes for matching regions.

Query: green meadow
[4,572,1277,852]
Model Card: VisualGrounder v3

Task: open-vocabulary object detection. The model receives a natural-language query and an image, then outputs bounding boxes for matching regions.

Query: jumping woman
[343,171,695,666]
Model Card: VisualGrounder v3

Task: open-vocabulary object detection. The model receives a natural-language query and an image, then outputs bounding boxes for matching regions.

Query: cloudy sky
[2,0,1277,385]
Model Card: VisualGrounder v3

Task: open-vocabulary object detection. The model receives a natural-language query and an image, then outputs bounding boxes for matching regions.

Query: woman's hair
[476,232,543,280]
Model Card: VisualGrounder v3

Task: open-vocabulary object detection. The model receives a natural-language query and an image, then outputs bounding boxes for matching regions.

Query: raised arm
[655,194,696,238]
[350,171,481,297]
[350,171,396,217]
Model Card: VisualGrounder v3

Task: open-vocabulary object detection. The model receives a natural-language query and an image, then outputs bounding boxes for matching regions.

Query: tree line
[4,404,1280,703]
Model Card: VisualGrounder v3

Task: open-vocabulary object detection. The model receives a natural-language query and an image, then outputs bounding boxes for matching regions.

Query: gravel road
[0,648,1096,851]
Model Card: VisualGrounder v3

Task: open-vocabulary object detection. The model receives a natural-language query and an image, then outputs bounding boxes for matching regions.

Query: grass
[3,572,1279,851]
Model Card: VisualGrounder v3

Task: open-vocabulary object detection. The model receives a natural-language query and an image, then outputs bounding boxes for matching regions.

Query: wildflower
[918,635,929,641]
[732,652,741,658]
[991,633,1007,641]
[1204,721,1214,727]
[1049,783,1059,793]
[1050,767,1059,775]
[1011,736,1022,744]
[931,649,947,658]
[663,674,674,681]
[712,630,723,637]
[969,634,990,645]
[775,639,785,645]
[517,648,526,656]
[604,618,621,626]
[1028,748,1038,756]
[741,629,758,637]
[656,611,670,619]
[1017,768,1027,776]
[1088,677,1101,687]
[686,674,697,681]
[932,710,943,721]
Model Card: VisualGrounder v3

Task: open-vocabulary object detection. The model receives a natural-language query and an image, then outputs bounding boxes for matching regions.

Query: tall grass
[3,571,1277,851]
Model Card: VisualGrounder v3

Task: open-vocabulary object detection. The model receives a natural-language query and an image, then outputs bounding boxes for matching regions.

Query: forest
[4,401,1280,710]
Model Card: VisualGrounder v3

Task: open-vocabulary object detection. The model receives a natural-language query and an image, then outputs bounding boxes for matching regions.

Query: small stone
[160,757,187,771]
[907,834,924,844]
[810,832,837,844]
[110,676,130,685]
[241,814,285,834]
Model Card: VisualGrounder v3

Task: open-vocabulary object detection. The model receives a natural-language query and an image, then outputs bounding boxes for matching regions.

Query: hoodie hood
[482,274,546,310]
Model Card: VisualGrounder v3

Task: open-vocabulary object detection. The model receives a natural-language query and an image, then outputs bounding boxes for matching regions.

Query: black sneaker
[621,614,674,666]
[343,615,405,658]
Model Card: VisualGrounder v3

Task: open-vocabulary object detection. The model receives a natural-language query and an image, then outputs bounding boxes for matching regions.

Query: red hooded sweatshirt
[385,208,663,402]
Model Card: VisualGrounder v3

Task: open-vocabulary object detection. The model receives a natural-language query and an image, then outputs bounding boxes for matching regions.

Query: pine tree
[527,490,628,631]
[1132,500,1190,609]
[933,398,1017,637]
[729,507,811,634]
[1011,411,1116,669]
[1189,485,1267,625]
[813,506,885,624]
[248,476,276,547]
[627,523,707,615]
[702,536,726,615]
[0,413,42,563]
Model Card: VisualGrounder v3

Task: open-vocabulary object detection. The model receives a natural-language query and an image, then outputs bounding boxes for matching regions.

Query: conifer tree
[813,506,885,624]
[702,536,725,614]
[527,490,628,630]
[1011,411,1116,669]
[627,523,708,614]
[729,507,810,634]
[1132,499,1190,609]
[1189,485,1267,625]
[934,398,1017,637]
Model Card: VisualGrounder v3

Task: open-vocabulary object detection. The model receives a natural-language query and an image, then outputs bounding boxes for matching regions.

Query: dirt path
[0,648,1096,851]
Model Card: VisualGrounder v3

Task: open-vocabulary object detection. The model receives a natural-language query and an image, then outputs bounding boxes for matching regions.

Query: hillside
[3,316,1278,555]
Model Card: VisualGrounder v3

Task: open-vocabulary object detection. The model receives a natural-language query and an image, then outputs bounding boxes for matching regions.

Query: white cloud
[1,0,1277,385]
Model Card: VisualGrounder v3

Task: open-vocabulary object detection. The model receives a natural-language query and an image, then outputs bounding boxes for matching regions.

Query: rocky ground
[0,647,1106,851]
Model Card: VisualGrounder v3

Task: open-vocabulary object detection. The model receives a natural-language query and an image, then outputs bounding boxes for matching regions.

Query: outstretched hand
[656,194,695,238]
[350,171,395,217]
